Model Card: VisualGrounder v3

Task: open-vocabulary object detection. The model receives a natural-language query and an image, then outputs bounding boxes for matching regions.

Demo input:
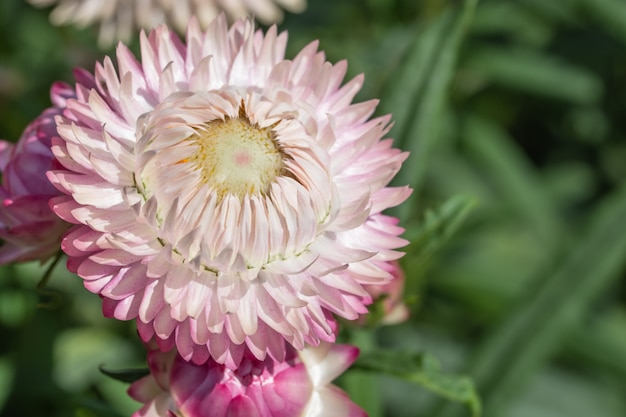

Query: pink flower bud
[362,260,410,325]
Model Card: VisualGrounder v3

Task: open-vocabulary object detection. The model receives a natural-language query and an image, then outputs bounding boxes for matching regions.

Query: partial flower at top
[48,16,411,368]
[27,0,307,47]
[0,83,73,264]
[129,341,366,417]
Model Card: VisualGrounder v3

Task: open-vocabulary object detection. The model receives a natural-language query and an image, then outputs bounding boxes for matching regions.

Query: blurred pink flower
[0,83,73,264]
[362,259,409,325]
[28,0,307,47]
[48,16,410,367]
[129,342,366,417]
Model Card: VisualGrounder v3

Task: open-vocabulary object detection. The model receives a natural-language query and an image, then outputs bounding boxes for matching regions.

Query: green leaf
[0,289,34,327]
[353,350,482,417]
[73,400,124,417]
[463,46,603,104]
[433,185,626,417]
[406,194,477,267]
[53,328,137,391]
[379,9,455,146]
[75,409,99,417]
[401,194,476,302]
[98,376,146,416]
[394,0,478,219]
[566,308,626,382]
[461,115,563,248]
[577,0,626,44]
[0,357,13,411]
[519,0,581,25]
[505,367,626,417]
[98,366,149,384]
[470,2,553,46]
[341,328,384,417]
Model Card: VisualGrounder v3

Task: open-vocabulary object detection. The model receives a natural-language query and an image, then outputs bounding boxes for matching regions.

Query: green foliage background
[1,0,626,416]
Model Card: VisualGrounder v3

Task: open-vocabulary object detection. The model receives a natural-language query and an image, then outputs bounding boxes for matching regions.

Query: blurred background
[1,0,626,416]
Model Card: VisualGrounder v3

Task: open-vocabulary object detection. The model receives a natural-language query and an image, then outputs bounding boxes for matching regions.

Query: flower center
[187,116,284,199]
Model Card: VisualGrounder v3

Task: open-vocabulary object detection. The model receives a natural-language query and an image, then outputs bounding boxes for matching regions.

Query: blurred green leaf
[0,357,13,411]
[434,184,626,417]
[0,290,35,327]
[463,46,603,104]
[462,115,562,247]
[519,0,581,25]
[98,377,143,417]
[354,350,481,417]
[342,329,384,417]
[407,195,477,264]
[471,2,553,46]
[566,308,626,381]
[542,162,596,207]
[563,107,609,144]
[74,400,124,417]
[380,9,454,144]
[402,194,476,302]
[342,369,383,417]
[576,0,626,44]
[433,221,551,317]
[75,409,99,417]
[98,366,149,384]
[504,367,626,417]
[53,328,137,392]
[600,143,626,184]
[425,153,494,201]
[393,0,478,219]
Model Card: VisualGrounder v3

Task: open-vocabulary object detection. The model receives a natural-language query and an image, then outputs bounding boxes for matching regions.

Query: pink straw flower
[48,16,410,367]
[28,0,307,47]
[0,83,74,264]
[129,341,366,417]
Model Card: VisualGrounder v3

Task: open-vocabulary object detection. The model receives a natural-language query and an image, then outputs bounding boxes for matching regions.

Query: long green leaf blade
[396,0,479,220]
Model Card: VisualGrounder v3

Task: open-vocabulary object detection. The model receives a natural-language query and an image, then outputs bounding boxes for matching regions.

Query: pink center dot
[234,151,251,166]
[186,117,284,197]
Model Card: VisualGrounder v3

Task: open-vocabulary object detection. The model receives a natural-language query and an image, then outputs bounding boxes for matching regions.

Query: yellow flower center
[188,116,285,199]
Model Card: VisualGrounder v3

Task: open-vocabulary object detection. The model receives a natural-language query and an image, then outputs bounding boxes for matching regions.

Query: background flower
[0,82,73,264]
[27,0,307,47]
[129,341,366,417]
[48,16,410,367]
